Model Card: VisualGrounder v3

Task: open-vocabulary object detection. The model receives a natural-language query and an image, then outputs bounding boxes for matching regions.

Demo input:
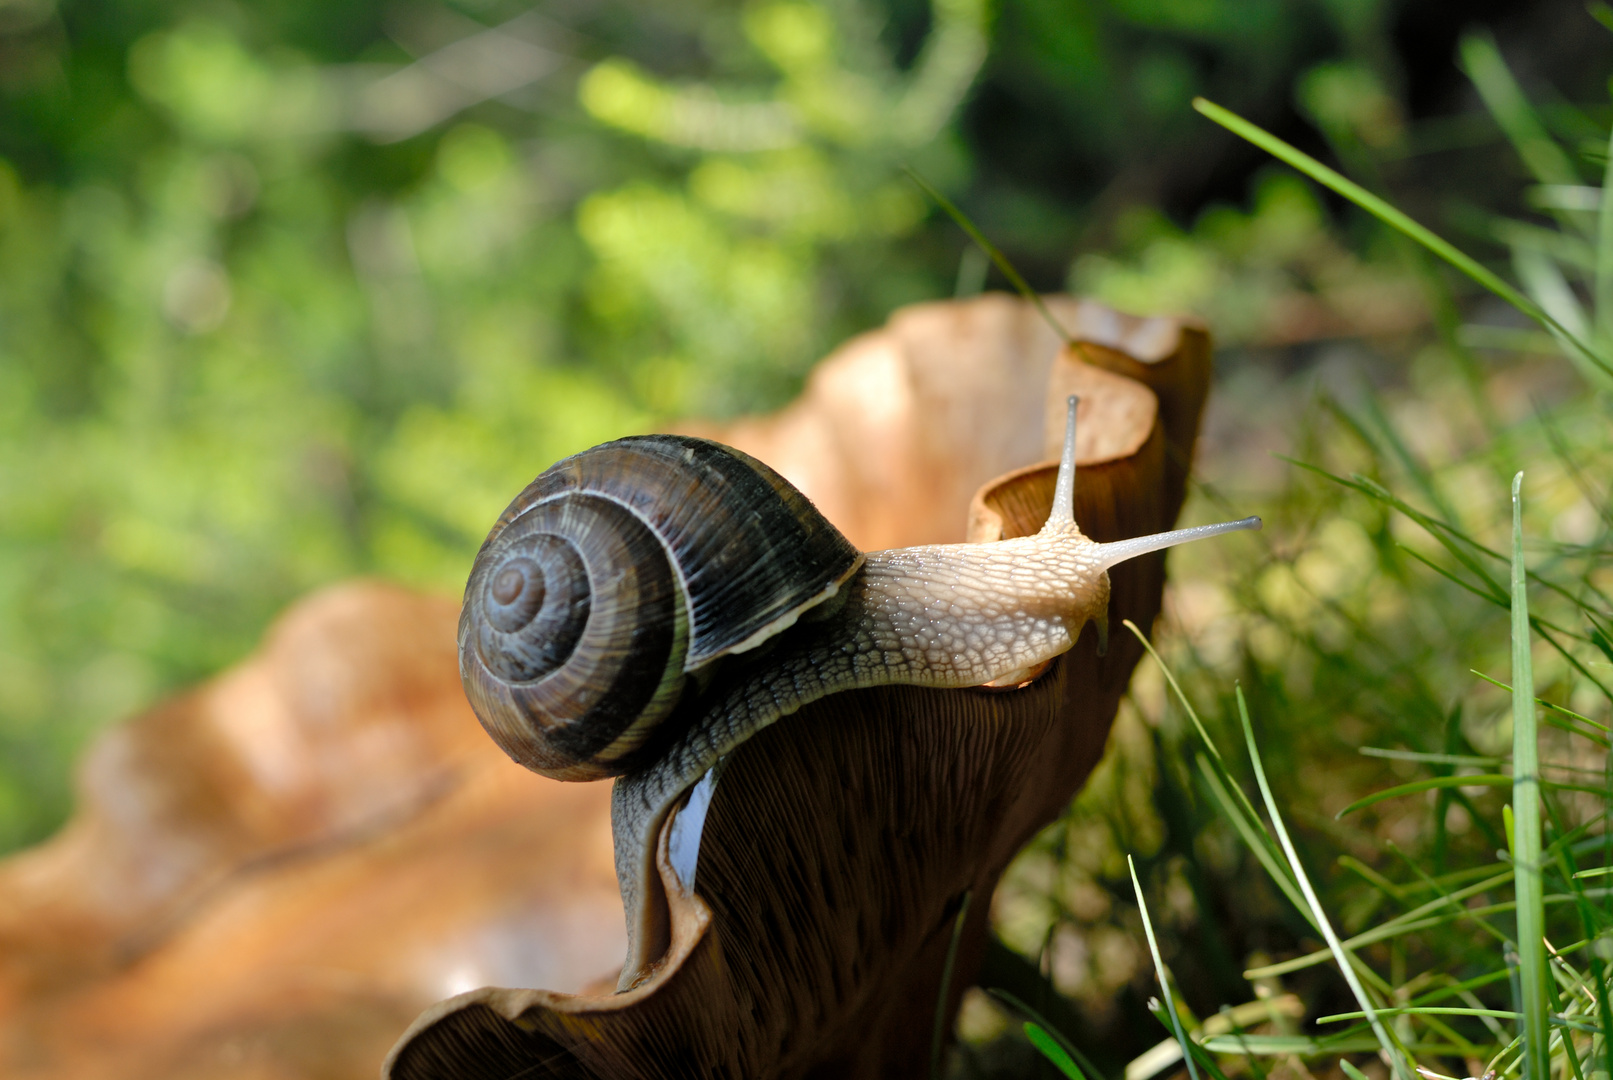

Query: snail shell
[459,435,863,781]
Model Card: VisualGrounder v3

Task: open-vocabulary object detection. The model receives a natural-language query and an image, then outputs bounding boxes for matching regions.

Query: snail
[459,397,1259,987]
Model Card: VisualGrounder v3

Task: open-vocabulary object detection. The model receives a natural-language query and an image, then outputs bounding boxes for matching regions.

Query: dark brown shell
[459,435,864,782]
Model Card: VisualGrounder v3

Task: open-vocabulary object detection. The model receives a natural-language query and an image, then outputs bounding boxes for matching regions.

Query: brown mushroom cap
[0,584,627,1079]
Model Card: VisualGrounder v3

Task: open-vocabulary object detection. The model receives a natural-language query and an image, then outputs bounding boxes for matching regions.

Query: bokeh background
[3,1,1612,1074]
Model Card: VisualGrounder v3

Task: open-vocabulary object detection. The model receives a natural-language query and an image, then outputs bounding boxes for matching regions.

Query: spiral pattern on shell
[459,435,864,781]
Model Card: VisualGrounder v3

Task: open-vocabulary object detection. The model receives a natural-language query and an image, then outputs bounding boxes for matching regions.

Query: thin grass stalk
[987,990,1109,1080]
[1244,871,1513,979]
[1509,949,1529,1077]
[1290,466,1613,698]
[1124,621,1319,935]
[1196,757,1314,919]
[1578,909,1613,1080]
[1317,1007,1591,1026]
[1129,855,1202,1080]
[1472,673,1613,735]
[1234,687,1410,1079]
[1382,850,1515,950]
[1024,1023,1087,1080]
[902,166,1073,344]
[1290,458,1596,621]
[1606,740,1613,926]
[1432,706,1465,874]
[1544,936,1591,1080]
[1512,472,1551,1080]
[1458,34,1580,192]
[1191,97,1613,383]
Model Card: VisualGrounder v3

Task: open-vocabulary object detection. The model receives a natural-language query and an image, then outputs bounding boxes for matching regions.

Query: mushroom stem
[1044,395,1079,531]
[1095,516,1262,572]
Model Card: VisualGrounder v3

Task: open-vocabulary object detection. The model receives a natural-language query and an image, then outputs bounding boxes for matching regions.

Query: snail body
[459,400,1259,987]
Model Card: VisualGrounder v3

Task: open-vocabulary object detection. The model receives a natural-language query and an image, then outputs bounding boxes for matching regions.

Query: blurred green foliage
[0,0,1437,850]
[4,0,1613,1075]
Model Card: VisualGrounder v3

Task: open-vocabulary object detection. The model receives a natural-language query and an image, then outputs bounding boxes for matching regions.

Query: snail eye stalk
[1095,516,1262,572]
[1044,395,1079,532]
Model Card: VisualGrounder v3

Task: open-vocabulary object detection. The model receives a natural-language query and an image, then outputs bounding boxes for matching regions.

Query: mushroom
[0,295,1210,1080]
[385,296,1212,1079]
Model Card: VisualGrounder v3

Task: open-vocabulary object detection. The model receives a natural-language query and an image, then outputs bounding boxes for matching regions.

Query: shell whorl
[458,435,863,781]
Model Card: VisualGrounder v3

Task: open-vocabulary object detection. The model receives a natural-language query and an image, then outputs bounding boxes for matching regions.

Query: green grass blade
[1130,855,1202,1080]
[1396,543,1509,607]
[987,990,1110,1080]
[1191,97,1613,384]
[1513,245,1591,340]
[1196,756,1313,921]
[1288,461,1606,653]
[1384,846,1516,950]
[1126,620,1311,917]
[1026,1023,1088,1080]
[1590,612,1613,660]
[1124,620,1231,770]
[1511,472,1551,1080]
[1145,1005,1235,1080]
[1334,775,1512,819]
[1600,123,1613,336]
[1318,1007,1604,1029]
[1458,33,1581,189]
[1245,870,1516,978]
[1529,621,1613,704]
[1513,246,1613,390]
[903,166,1073,344]
[1471,672,1613,733]
[1492,215,1599,271]
[1284,459,1513,600]
[1196,1035,1462,1056]
[1234,688,1408,1077]
[1249,888,1613,980]
[1338,855,1409,903]
[1541,919,1594,1080]
[1126,623,1308,890]
[1577,892,1613,1080]
[1358,747,1504,768]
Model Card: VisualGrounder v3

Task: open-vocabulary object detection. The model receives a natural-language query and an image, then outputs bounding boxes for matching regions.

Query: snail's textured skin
[459,435,863,781]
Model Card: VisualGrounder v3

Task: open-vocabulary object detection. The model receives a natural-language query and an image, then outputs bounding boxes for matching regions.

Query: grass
[952,28,1613,1080]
